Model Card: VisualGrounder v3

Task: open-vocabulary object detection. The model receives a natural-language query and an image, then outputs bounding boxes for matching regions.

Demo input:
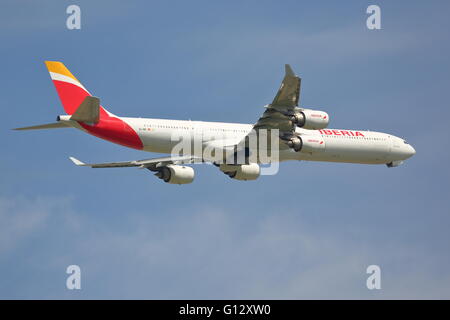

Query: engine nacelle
[292,109,329,130]
[219,163,260,181]
[154,165,194,184]
[287,136,325,153]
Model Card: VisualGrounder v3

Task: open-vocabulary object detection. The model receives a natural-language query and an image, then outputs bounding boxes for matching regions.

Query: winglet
[69,157,86,166]
[285,64,296,77]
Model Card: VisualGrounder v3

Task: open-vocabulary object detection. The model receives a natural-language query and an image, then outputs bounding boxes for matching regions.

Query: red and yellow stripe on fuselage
[45,61,143,150]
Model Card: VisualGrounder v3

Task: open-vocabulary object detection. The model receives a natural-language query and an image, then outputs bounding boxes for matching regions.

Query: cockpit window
[403,140,408,144]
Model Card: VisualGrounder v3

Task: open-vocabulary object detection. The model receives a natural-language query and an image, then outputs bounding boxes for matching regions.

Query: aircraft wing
[69,155,202,170]
[271,64,301,109]
[252,64,301,133]
[234,64,302,155]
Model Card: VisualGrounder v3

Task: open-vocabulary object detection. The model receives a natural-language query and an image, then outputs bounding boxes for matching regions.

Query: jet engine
[291,109,329,129]
[286,136,325,153]
[219,163,260,181]
[154,165,195,184]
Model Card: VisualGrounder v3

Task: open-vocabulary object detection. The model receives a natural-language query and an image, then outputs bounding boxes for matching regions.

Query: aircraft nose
[406,145,416,158]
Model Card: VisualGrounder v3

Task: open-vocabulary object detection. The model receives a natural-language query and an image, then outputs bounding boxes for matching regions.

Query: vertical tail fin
[45,61,92,115]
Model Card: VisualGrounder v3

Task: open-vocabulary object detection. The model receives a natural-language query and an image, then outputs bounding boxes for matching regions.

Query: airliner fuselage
[67,116,415,166]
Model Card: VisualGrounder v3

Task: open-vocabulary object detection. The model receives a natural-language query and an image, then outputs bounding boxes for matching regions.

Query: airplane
[14,62,416,184]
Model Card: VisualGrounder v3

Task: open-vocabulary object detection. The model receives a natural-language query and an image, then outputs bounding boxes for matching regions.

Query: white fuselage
[119,117,416,165]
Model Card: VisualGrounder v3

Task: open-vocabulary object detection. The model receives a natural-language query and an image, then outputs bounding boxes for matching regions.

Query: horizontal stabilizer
[70,96,100,123]
[13,122,69,130]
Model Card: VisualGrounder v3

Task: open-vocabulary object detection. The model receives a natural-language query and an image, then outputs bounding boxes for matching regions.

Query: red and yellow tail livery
[42,61,143,150]
[45,61,92,115]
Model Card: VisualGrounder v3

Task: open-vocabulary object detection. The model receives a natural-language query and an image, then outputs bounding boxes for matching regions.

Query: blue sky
[1,0,450,299]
